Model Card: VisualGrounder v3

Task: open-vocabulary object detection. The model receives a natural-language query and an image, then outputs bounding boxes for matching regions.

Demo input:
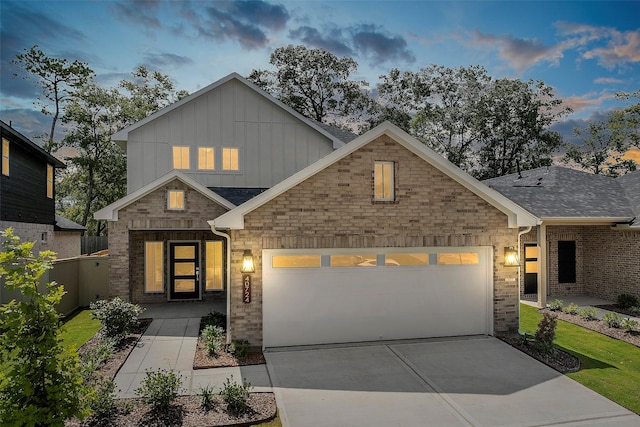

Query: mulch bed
[193,337,266,369]
[67,318,277,427]
[501,335,581,373]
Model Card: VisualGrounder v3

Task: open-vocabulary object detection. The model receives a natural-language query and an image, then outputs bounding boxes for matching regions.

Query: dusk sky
[1,0,639,147]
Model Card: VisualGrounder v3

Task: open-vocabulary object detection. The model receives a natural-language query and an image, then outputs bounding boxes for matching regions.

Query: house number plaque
[243,274,251,303]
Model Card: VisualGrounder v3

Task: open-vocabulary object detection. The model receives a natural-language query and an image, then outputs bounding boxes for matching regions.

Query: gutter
[209,222,232,345]
[517,226,532,323]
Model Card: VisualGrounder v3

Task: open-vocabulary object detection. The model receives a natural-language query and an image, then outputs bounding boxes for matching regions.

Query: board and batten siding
[126,79,334,193]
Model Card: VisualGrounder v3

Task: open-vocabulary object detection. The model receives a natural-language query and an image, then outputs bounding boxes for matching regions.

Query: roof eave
[540,217,633,225]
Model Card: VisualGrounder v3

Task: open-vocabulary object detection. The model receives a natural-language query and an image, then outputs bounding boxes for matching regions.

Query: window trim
[374,161,395,202]
[144,241,164,294]
[46,164,53,198]
[222,147,239,171]
[198,146,215,170]
[172,146,190,170]
[2,138,9,176]
[167,190,185,210]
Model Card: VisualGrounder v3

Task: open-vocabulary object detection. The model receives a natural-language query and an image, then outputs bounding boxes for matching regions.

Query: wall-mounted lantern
[241,249,255,274]
[504,246,520,267]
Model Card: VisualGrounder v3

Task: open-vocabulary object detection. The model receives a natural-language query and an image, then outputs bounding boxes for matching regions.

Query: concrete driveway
[265,336,639,427]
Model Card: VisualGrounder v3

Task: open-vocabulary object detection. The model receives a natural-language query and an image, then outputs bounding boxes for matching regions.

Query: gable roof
[484,166,638,224]
[211,122,538,230]
[1,120,65,168]
[111,73,348,149]
[94,170,235,221]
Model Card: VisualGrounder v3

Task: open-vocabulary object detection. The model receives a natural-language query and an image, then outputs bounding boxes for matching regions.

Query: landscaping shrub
[534,312,557,354]
[578,307,600,321]
[91,297,145,343]
[602,312,624,328]
[201,324,225,355]
[629,306,640,316]
[90,377,119,421]
[220,376,251,416]
[229,339,251,359]
[135,369,183,412]
[202,310,227,330]
[80,335,116,380]
[562,302,580,315]
[621,318,639,332]
[200,385,216,411]
[547,299,564,311]
[616,294,639,309]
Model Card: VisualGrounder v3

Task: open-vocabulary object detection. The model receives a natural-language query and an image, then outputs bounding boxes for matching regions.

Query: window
[437,252,479,265]
[145,242,164,293]
[46,164,53,198]
[2,138,8,176]
[273,255,322,268]
[558,241,576,283]
[222,148,239,171]
[198,147,214,170]
[385,253,429,266]
[172,146,190,169]
[330,254,377,267]
[167,190,184,210]
[205,241,223,290]
[374,161,394,201]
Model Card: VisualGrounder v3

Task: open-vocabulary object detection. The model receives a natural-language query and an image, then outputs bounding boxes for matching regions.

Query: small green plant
[602,312,624,328]
[89,377,119,421]
[621,318,639,332]
[220,376,251,416]
[578,307,600,321]
[547,299,564,311]
[616,294,639,309]
[80,336,116,380]
[629,306,640,316]
[91,297,145,344]
[200,385,217,411]
[135,369,183,412]
[518,332,534,346]
[534,312,557,354]
[562,302,580,315]
[229,339,251,359]
[202,310,227,330]
[201,324,225,356]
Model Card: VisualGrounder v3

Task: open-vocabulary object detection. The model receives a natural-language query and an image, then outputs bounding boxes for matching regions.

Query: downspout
[517,226,532,330]
[210,223,232,345]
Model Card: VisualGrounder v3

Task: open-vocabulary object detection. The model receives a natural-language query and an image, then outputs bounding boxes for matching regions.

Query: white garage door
[262,247,493,348]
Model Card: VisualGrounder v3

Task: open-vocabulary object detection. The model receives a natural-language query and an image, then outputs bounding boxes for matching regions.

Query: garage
[262,246,493,348]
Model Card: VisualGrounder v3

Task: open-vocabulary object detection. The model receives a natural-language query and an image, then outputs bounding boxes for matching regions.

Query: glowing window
[205,241,223,290]
[272,255,322,268]
[198,147,214,170]
[167,190,184,210]
[222,148,239,171]
[330,254,377,267]
[2,138,9,176]
[385,253,429,266]
[46,164,53,198]
[374,161,394,201]
[437,252,479,265]
[172,146,190,169]
[145,242,164,293]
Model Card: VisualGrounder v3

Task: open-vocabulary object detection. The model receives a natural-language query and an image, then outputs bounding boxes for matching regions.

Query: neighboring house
[95,73,354,306]
[485,166,640,305]
[0,120,86,303]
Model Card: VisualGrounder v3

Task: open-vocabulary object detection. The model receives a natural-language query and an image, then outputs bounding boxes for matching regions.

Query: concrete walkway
[114,303,271,399]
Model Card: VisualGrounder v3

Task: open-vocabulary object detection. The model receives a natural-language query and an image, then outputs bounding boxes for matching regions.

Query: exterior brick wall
[107,178,229,302]
[228,135,522,346]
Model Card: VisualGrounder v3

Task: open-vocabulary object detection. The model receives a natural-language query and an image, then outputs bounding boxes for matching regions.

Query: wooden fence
[81,235,108,255]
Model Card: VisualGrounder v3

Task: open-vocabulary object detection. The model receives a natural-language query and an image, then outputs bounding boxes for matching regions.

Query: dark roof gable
[0,120,65,168]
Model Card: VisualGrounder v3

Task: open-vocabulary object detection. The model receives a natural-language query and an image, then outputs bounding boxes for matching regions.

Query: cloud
[562,92,616,114]
[143,52,194,69]
[594,77,625,85]
[178,0,290,49]
[469,30,564,73]
[289,23,415,64]
[112,0,163,30]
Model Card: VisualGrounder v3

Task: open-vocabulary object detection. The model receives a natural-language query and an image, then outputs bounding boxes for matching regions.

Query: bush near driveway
[520,303,640,415]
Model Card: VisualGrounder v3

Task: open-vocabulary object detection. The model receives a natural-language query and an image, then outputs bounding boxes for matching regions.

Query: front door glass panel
[169,242,199,299]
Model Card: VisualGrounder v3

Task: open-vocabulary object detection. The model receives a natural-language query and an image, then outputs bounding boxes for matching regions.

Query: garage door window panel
[437,252,479,265]
[273,255,321,268]
[385,253,429,266]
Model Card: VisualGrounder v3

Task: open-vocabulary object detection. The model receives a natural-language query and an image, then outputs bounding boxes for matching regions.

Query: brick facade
[228,135,522,346]
[107,178,229,303]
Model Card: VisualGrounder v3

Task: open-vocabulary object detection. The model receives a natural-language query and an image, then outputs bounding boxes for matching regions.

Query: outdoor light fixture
[504,246,520,267]
[241,249,255,273]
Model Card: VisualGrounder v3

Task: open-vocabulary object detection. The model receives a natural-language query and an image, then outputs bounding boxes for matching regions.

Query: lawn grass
[520,303,640,414]
[60,308,101,350]
[251,411,281,426]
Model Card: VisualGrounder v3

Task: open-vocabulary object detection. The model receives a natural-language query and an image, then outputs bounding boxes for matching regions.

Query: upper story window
[198,147,214,170]
[46,164,53,198]
[167,190,185,210]
[2,138,9,176]
[172,146,190,170]
[222,148,239,171]
[374,161,394,201]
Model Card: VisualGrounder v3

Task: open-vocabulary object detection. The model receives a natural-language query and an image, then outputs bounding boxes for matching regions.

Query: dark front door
[169,242,200,300]
[524,244,538,294]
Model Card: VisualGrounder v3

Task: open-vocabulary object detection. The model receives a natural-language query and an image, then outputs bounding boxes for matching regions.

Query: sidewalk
[114,316,272,399]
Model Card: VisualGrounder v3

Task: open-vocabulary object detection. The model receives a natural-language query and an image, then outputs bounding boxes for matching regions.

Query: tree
[248,45,369,125]
[12,45,94,151]
[474,78,571,179]
[0,228,90,426]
